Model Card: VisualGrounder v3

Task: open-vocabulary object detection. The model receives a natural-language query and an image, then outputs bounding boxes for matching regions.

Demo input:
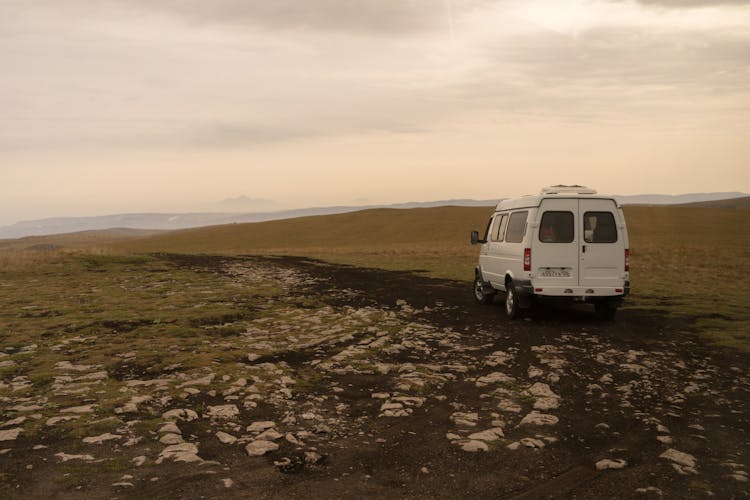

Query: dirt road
[2,255,748,499]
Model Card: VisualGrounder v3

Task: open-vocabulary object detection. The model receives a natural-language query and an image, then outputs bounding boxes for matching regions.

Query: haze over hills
[1,192,746,239]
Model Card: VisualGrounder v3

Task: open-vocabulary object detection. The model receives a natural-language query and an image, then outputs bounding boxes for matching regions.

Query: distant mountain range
[1,192,747,239]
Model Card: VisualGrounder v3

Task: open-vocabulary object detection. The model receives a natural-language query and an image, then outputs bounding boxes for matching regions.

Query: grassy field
[113,206,489,281]
[3,204,748,349]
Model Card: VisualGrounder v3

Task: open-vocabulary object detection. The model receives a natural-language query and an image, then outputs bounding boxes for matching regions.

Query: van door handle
[582,245,586,253]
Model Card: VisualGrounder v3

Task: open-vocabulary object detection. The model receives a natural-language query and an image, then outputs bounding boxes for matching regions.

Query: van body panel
[532,198,579,288]
[578,198,626,289]
[479,209,534,289]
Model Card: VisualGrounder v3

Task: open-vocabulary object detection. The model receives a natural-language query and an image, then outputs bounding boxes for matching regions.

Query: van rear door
[533,198,579,288]
[578,199,624,288]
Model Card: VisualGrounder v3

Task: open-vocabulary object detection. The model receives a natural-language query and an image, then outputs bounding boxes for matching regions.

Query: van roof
[495,186,620,211]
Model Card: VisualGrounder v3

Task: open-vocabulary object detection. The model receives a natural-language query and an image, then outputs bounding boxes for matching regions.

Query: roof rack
[540,185,597,195]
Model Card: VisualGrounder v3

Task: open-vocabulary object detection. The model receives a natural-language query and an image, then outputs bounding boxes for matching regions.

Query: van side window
[482,217,493,242]
[488,216,501,242]
[584,212,617,243]
[496,214,508,242]
[539,211,574,243]
[492,214,507,242]
[505,211,528,243]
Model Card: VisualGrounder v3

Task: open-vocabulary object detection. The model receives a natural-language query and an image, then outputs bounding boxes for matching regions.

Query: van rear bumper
[530,285,628,298]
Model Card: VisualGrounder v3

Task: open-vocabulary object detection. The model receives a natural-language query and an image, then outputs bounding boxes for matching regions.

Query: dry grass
[3,204,747,350]
[112,206,489,281]
[622,206,750,349]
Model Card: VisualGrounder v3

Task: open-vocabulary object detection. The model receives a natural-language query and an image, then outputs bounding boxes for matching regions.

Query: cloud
[434,25,750,126]
[615,0,750,8]
[108,0,490,35]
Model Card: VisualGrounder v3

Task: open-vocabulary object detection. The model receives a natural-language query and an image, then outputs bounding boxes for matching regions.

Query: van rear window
[505,211,528,243]
[539,211,574,243]
[584,212,617,243]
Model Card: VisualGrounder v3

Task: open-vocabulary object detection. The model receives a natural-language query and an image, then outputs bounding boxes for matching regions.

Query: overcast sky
[1,0,749,224]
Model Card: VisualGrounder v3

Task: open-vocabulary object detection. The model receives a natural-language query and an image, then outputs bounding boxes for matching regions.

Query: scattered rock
[256,428,283,441]
[157,443,202,464]
[380,402,403,412]
[159,423,181,435]
[518,412,559,426]
[635,486,663,495]
[520,437,546,449]
[245,440,279,457]
[476,372,515,387]
[55,452,95,462]
[659,448,697,469]
[285,433,300,445]
[304,451,324,465]
[460,440,489,452]
[159,433,184,445]
[177,373,215,389]
[596,459,627,471]
[55,361,94,372]
[46,416,79,426]
[61,404,97,414]
[216,431,238,444]
[1,416,27,428]
[0,428,23,441]
[451,412,479,427]
[162,409,199,422]
[468,428,504,442]
[247,421,276,433]
[533,398,559,411]
[115,395,152,414]
[527,366,544,378]
[206,405,240,419]
[526,383,559,399]
[82,433,120,445]
[497,400,522,413]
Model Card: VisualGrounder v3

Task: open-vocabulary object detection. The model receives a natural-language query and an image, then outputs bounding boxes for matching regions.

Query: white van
[470,185,630,320]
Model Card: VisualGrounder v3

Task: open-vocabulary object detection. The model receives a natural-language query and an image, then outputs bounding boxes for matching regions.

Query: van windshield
[584,212,617,243]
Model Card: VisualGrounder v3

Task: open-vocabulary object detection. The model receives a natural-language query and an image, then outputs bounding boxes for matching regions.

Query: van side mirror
[471,230,480,245]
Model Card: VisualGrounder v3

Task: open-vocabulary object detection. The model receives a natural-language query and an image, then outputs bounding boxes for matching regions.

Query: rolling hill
[676,196,750,209]
[3,192,746,239]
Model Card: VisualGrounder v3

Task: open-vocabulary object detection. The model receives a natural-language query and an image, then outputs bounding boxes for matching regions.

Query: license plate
[540,269,570,278]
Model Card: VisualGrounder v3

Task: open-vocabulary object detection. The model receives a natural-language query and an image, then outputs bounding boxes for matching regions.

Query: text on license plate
[540,269,570,278]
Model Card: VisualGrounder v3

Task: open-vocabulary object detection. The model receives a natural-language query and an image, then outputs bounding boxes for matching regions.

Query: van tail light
[624,249,630,272]
[524,248,531,271]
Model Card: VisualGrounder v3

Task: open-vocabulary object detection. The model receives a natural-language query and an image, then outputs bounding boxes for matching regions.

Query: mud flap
[515,280,534,309]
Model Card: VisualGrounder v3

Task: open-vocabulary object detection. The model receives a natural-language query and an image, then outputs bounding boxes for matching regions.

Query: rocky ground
[1,255,748,499]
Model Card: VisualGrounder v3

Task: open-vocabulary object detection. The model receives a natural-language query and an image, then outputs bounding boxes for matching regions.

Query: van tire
[505,282,520,319]
[595,301,617,321]
[474,274,495,305]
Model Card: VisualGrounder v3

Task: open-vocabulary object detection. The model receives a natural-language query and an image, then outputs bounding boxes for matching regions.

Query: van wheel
[595,301,617,321]
[474,275,494,304]
[505,282,520,319]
